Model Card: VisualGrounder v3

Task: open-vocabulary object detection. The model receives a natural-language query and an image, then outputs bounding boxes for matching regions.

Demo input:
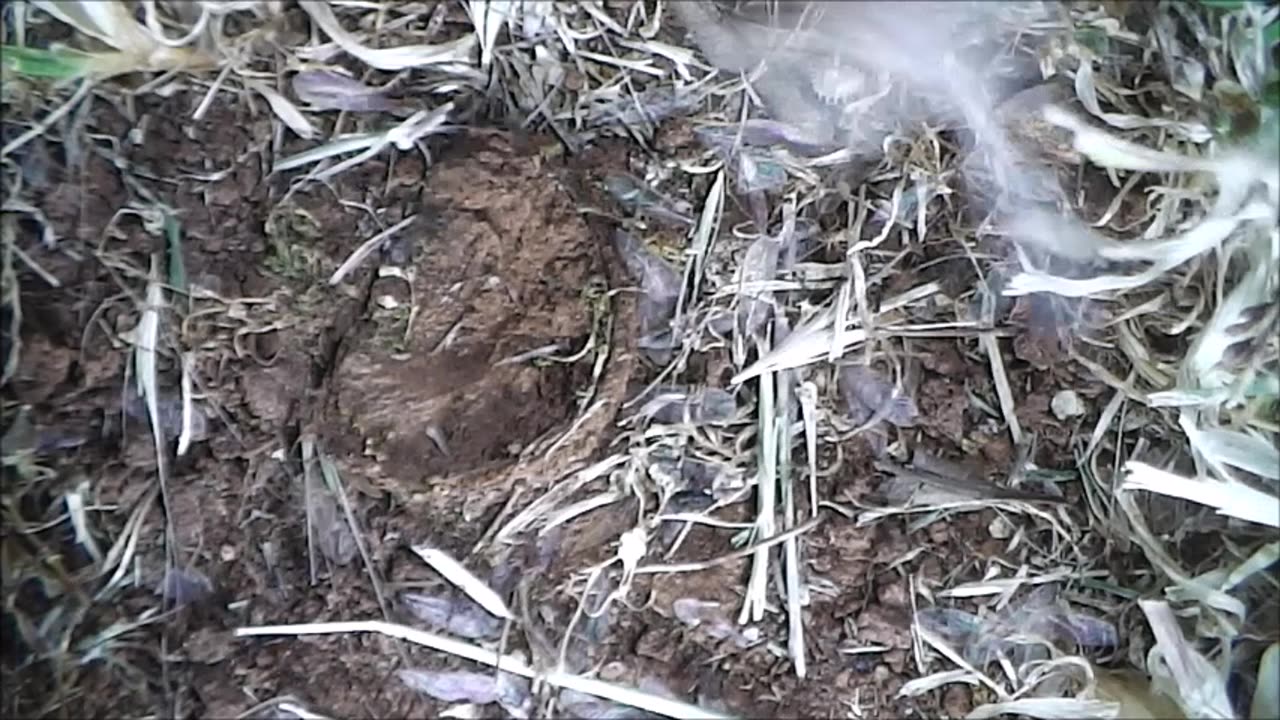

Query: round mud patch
[326,137,604,487]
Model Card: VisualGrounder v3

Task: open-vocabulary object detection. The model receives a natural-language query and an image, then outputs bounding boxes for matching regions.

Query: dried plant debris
[488,529,563,598]
[874,450,1067,506]
[640,386,737,425]
[579,83,715,134]
[648,449,742,502]
[411,545,513,621]
[123,390,209,444]
[604,173,694,228]
[154,566,215,608]
[612,230,682,358]
[732,233,783,337]
[398,667,530,714]
[400,591,503,641]
[671,598,759,649]
[917,586,1118,668]
[693,121,833,158]
[308,488,357,568]
[838,364,918,428]
[291,69,404,113]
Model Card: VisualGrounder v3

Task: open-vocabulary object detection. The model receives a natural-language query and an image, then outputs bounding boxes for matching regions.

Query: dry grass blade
[299,1,478,71]
[133,253,178,573]
[1139,600,1234,719]
[329,215,418,286]
[274,103,455,184]
[235,620,735,720]
[738,352,775,626]
[464,0,516,71]
[410,545,513,620]
[967,698,1121,720]
[980,332,1022,446]
[1121,461,1279,528]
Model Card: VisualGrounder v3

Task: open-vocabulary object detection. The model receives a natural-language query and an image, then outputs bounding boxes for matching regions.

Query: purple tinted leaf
[603,173,694,227]
[612,231,681,354]
[155,566,214,607]
[35,430,88,452]
[734,236,781,336]
[124,392,209,442]
[917,587,1118,669]
[643,387,736,425]
[915,607,981,646]
[398,669,501,704]
[402,591,452,624]
[672,598,757,648]
[401,591,502,640]
[291,70,400,112]
[838,365,918,427]
[490,527,564,597]
[534,525,563,576]
[734,152,787,194]
[1052,612,1119,649]
[561,698,656,719]
[587,84,710,129]
[309,489,356,566]
[672,598,723,627]
[694,121,834,155]
[662,490,714,518]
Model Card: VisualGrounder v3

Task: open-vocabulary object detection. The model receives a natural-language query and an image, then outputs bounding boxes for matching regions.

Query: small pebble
[1050,389,1085,420]
[988,515,1014,540]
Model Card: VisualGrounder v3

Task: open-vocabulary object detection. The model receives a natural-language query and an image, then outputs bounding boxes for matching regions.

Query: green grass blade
[1,45,94,79]
[163,210,188,300]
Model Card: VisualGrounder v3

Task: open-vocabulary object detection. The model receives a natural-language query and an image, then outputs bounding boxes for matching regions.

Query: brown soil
[4,84,1114,720]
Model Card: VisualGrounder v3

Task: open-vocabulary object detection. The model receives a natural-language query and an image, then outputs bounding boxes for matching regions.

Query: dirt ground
[3,76,1126,719]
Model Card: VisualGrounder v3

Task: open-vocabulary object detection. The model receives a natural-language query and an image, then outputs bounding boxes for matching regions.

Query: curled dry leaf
[248,81,316,140]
